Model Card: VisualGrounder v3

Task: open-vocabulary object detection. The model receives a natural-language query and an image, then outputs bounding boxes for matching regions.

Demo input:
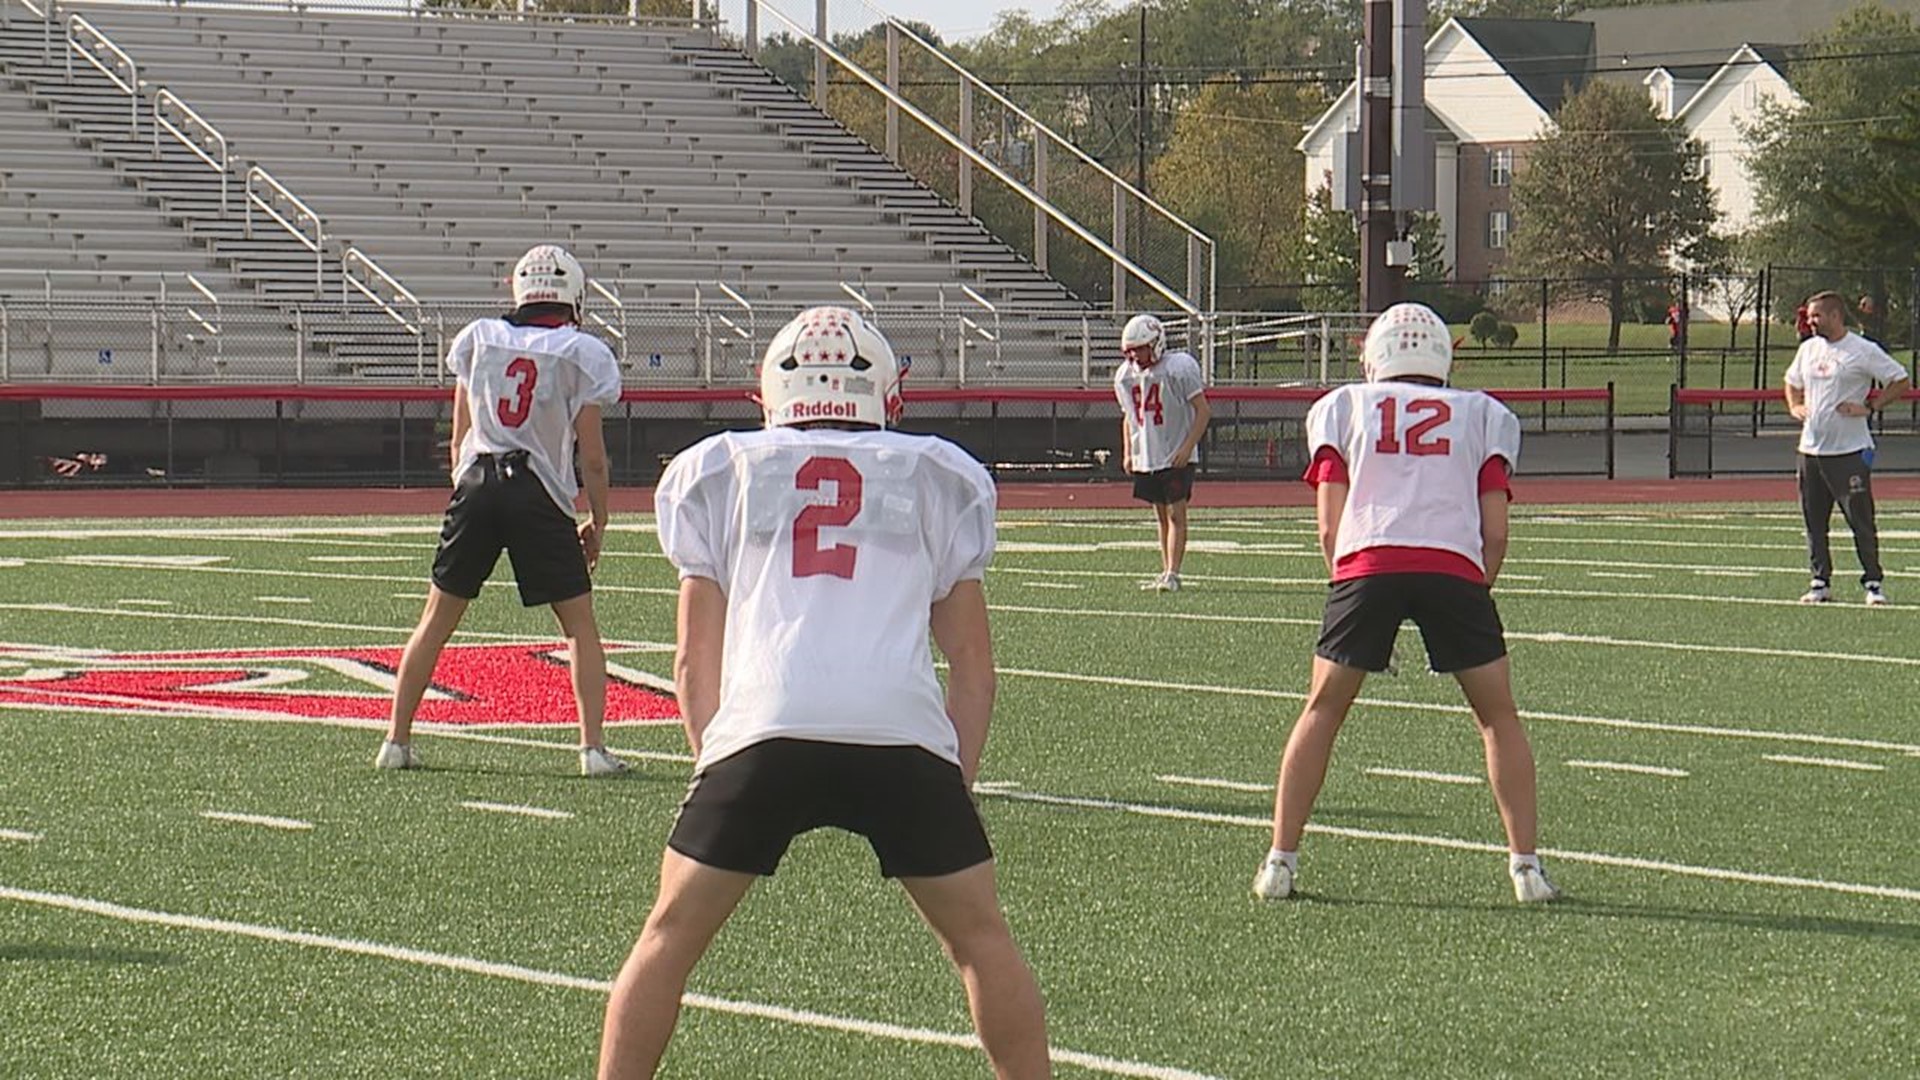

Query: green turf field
[3,505,1918,1078]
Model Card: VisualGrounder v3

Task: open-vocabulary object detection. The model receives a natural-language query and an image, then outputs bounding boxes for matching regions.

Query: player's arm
[673,575,726,757]
[1172,390,1211,468]
[1783,376,1807,421]
[1315,480,1346,578]
[1872,375,1911,411]
[573,404,611,571]
[1480,486,1510,587]
[1117,416,1133,473]
[449,386,471,483]
[929,579,994,786]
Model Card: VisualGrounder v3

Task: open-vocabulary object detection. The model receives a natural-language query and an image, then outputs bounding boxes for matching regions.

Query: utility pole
[1135,2,1149,265]
[1359,0,1401,312]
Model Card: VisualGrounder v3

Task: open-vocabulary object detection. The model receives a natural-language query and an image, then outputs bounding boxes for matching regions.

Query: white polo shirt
[1785,332,1908,456]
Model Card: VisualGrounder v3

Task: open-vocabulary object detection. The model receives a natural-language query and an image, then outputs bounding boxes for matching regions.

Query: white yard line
[1158,774,1269,794]
[1363,767,1482,786]
[24,558,679,599]
[254,596,313,605]
[0,885,1224,1080]
[1762,755,1887,773]
[0,602,667,646]
[201,810,314,831]
[1587,572,1654,580]
[1,828,42,843]
[990,602,1920,669]
[310,556,414,563]
[981,789,1920,903]
[1564,760,1690,778]
[460,802,575,821]
[116,599,174,607]
[993,665,1920,755]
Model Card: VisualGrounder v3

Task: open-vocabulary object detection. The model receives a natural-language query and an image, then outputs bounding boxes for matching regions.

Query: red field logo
[0,643,681,725]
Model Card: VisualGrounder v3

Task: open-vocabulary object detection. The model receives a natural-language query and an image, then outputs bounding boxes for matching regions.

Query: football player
[376,244,629,778]
[598,307,1050,1078]
[1113,313,1210,591]
[1253,303,1559,904]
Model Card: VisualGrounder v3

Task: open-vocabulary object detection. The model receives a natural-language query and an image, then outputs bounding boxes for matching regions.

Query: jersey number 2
[792,456,863,579]
[1374,398,1452,456]
[496,357,538,428]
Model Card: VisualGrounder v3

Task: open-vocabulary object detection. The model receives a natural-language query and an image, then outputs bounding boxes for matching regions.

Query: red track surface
[9,475,1920,518]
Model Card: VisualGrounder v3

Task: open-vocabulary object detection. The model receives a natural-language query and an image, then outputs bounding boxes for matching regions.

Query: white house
[1298,0,1919,284]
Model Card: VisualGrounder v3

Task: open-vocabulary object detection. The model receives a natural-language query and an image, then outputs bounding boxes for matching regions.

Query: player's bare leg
[599,850,756,1080]
[900,861,1052,1079]
[1164,498,1190,578]
[384,586,470,745]
[551,591,610,749]
[1452,656,1538,853]
[1268,656,1368,852]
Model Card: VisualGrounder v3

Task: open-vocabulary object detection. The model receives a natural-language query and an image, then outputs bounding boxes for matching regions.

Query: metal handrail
[181,272,221,340]
[839,281,877,318]
[154,89,230,217]
[872,9,1216,314]
[749,0,1196,319]
[586,278,627,359]
[245,166,326,289]
[65,14,140,133]
[341,246,422,337]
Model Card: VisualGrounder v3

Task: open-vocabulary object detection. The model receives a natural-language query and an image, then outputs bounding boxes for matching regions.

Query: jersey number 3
[496,357,538,428]
[1374,398,1452,456]
[792,456,863,579]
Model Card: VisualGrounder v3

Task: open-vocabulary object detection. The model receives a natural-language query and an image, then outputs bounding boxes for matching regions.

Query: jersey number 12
[1374,398,1452,456]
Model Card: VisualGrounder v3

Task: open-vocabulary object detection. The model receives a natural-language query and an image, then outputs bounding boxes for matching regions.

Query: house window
[1487,147,1513,187]
[1698,143,1713,180]
[1487,210,1510,250]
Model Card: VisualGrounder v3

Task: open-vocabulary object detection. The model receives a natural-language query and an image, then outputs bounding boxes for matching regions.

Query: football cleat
[1253,855,1295,900]
[374,740,420,770]
[1865,583,1890,606]
[580,745,631,777]
[1511,863,1562,904]
[1799,582,1831,604]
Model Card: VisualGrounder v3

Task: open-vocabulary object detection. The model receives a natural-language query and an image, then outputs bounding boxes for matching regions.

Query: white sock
[1266,848,1298,872]
[1509,852,1541,874]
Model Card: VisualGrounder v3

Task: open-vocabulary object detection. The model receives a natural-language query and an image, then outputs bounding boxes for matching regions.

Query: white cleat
[580,745,631,777]
[374,740,420,770]
[1799,582,1831,604]
[1865,583,1890,606]
[1511,863,1562,904]
[1162,572,1181,593]
[1252,856,1295,900]
[1140,573,1168,591]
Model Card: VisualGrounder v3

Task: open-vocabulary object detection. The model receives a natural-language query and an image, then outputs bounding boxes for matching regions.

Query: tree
[1296,186,1358,311]
[1150,78,1327,309]
[1743,5,1920,291]
[1506,80,1719,351]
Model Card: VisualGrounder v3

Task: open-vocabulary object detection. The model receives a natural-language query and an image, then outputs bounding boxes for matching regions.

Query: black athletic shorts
[667,738,993,878]
[1315,573,1507,674]
[1132,464,1196,506]
[431,451,591,607]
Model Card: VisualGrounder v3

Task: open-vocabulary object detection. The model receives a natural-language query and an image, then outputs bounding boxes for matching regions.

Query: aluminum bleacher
[0,1,1101,381]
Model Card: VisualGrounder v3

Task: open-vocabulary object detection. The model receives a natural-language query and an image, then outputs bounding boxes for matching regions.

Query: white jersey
[654,427,997,771]
[1785,331,1909,456]
[1306,382,1521,570]
[1114,349,1206,472]
[446,317,622,514]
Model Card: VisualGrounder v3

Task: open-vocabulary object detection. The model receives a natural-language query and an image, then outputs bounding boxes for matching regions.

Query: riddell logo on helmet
[788,399,859,419]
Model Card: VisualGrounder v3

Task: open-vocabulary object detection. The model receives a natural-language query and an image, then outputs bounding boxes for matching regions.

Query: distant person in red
[1666,301,1687,350]
[1795,302,1814,341]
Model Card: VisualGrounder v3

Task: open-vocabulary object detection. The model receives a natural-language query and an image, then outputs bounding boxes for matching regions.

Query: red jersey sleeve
[1303,445,1348,487]
[1479,455,1512,500]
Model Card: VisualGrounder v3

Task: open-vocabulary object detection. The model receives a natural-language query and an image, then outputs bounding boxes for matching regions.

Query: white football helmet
[511,244,586,311]
[1120,313,1165,364]
[759,306,903,429]
[1362,302,1453,383]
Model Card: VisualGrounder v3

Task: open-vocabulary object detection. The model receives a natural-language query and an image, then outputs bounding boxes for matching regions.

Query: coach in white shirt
[1784,290,1910,605]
